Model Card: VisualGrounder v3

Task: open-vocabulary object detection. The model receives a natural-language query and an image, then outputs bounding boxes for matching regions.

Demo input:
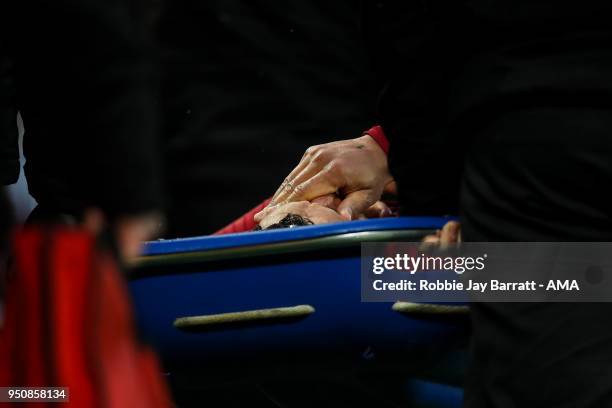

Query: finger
[421,234,441,244]
[419,233,441,252]
[269,148,319,203]
[269,159,310,204]
[439,221,461,245]
[253,208,267,223]
[337,189,379,220]
[254,203,281,223]
[363,201,392,219]
[284,169,341,203]
[271,161,323,205]
[383,180,398,196]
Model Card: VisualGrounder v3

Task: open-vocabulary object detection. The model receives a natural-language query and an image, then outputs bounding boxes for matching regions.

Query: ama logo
[546,280,580,291]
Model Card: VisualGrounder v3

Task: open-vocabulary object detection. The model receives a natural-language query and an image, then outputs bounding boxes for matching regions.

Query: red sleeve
[364,125,389,155]
[213,198,272,235]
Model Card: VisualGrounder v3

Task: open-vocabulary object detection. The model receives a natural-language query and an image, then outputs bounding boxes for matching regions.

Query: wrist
[356,134,384,154]
[363,125,389,155]
[354,135,394,186]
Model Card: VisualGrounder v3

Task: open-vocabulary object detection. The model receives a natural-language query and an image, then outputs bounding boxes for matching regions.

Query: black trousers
[461,107,612,407]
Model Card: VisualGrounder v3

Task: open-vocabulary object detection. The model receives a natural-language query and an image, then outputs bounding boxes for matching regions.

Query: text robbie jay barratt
[372,279,580,292]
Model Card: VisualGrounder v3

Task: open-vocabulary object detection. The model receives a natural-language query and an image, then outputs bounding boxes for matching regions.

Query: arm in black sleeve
[0,43,19,186]
[362,0,474,215]
[12,0,163,219]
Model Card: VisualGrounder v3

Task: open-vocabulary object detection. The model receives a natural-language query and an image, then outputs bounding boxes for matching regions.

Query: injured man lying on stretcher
[255,194,393,230]
[215,190,460,246]
[253,194,461,246]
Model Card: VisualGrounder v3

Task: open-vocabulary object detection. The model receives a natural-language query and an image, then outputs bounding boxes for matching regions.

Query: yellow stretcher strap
[174,304,315,330]
[392,301,469,315]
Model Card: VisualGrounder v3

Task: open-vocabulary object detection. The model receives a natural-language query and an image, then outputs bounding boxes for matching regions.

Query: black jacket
[367,2,612,408]
[367,0,612,216]
[2,0,163,219]
[0,42,18,186]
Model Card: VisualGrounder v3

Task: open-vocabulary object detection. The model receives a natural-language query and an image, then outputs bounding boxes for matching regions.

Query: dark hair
[254,213,314,231]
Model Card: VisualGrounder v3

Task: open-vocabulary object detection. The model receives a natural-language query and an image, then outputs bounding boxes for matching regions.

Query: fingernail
[341,209,352,220]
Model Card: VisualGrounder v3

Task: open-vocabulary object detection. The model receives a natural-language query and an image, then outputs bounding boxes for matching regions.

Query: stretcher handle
[392,301,469,315]
[174,304,315,330]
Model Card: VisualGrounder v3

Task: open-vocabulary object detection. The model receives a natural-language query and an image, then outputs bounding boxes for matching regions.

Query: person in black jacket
[258,1,612,406]
[1,0,164,260]
[0,23,18,269]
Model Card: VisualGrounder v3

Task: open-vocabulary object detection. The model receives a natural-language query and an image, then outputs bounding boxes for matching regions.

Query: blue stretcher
[129,217,469,406]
